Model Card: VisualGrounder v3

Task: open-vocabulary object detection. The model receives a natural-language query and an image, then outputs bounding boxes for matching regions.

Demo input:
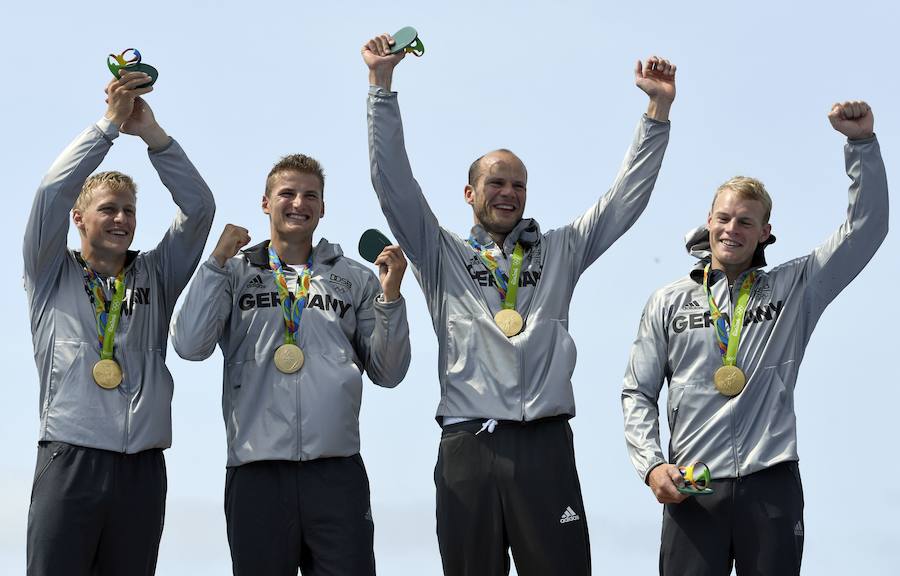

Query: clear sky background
[2,1,897,574]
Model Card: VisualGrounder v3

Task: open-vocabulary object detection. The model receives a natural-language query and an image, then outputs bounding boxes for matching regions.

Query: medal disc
[494,309,524,337]
[92,359,123,389]
[274,343,304,374]
[714,365,746,396]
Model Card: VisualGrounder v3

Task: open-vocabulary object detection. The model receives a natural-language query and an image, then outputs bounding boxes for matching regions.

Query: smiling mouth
[719,238,742,248]
[492,203,517,212]
[108,229,129,237]
[285,212,310,222]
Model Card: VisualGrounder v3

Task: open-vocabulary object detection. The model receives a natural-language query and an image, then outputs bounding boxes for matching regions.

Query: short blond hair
[712,176,772,223]
[74,171,137,212]
[265,154,325,197]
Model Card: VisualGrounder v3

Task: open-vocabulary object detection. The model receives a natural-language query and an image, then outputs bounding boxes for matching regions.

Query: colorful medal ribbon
[467,238,524,311]
[268,246,313,345]
[83,266,126,360]
[703,264,756,366]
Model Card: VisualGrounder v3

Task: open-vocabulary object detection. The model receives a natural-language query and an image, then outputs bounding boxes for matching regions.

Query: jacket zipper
[726,274,741,478]
[119,262,138,453]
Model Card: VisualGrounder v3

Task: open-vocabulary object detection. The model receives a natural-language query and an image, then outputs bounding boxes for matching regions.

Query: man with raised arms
[363,32,676,575]
[23,71,215,575]
[170,154,411,575]
[622,101,888,574]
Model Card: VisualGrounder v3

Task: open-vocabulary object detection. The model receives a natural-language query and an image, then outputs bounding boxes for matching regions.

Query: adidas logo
[559,506,581,524]
[794,520,803,536]
[681,299,703,311]
[244,274,265,290]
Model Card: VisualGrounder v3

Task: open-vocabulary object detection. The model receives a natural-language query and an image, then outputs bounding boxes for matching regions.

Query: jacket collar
[470,218,542,253]
[74,249,140,274]
[242,238,343,269]
[684,225,776,284]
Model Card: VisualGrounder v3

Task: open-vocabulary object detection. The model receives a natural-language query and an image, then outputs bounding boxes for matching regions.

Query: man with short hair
[171,153,411,576]
[363,32,676,575]
[621,101,888,575]
[24,71,216,575]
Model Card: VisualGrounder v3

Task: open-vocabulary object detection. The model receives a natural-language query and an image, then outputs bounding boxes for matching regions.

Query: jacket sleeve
[144,139,216,315]
[367,87,443,298]
[798,135,889,322]
[170,257,234,361]
[561,115,670,280]
[622,289,669,483]
[352,271,411,388]
[23,118,118,320]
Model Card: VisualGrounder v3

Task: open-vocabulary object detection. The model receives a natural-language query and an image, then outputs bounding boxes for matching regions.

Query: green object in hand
[390,27,425,57]
[107,48,158,87]
[359,229,393,263]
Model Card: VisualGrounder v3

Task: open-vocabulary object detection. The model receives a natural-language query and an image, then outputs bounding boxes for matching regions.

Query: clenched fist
[212,224,251,267]
[828,100,874,140]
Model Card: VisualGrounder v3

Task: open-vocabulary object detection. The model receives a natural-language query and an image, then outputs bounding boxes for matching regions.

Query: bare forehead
[272,170,323,192]
[91,184,136,205]
[481,152,527,179]
[712,188,766,217]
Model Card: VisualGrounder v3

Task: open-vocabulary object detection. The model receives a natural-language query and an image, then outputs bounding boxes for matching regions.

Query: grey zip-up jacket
[622,135,888,481]
[24,117,216,453]
[368,87,670,422]
[170,239,411,466]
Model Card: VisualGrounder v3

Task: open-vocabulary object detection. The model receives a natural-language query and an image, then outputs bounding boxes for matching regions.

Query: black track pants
[225,454,375,576]
[26,441,167,576]
[660,461,804,576]
[435,416,591,576]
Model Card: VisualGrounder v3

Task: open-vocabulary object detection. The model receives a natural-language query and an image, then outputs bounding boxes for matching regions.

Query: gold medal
[92,359,123,389]
[274,343,304,374]
[494,309,524,337]
[714,365,746,396]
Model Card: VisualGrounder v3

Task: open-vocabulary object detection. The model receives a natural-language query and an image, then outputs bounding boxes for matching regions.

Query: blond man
[23,71,215,575]
[622,101,888,575]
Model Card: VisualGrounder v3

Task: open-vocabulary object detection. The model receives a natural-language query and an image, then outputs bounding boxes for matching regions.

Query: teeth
[721,239,740,247]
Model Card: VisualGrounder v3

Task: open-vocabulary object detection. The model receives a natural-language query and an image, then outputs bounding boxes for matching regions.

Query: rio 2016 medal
[494,309,524,338]
[93,359,123,389]
[714,365,746,396]
[274,343,305,374]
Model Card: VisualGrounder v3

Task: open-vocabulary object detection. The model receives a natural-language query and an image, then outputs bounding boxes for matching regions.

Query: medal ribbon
[83,266,126,360]
[268,246,313,346]
[703,264,756,366]
[467,238,524,311]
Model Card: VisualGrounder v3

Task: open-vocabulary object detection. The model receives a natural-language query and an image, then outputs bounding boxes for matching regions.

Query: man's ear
[72,210,86,235]
[759,222,772,245]
[261,194,270,215]
[464,185,475,207]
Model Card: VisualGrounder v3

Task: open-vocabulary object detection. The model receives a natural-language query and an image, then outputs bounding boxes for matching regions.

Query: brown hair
[265,154,325,197]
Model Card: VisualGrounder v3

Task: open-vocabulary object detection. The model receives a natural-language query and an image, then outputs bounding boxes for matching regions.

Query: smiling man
[170,154,411,575]
[23,72,215,576]
[622,101,889,575]
[363,32,676,576]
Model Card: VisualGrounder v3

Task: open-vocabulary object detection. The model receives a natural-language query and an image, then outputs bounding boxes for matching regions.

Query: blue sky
[2,1,897,574]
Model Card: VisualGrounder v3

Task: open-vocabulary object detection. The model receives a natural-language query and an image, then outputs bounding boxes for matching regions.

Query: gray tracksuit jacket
[368,87,670,422]
[170,240,411,466]
[24,117,216,453]
[622,135,888,481]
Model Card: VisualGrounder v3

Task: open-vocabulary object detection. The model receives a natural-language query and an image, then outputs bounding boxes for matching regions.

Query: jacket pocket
[445,314,516,385]
[47,340,87,414]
